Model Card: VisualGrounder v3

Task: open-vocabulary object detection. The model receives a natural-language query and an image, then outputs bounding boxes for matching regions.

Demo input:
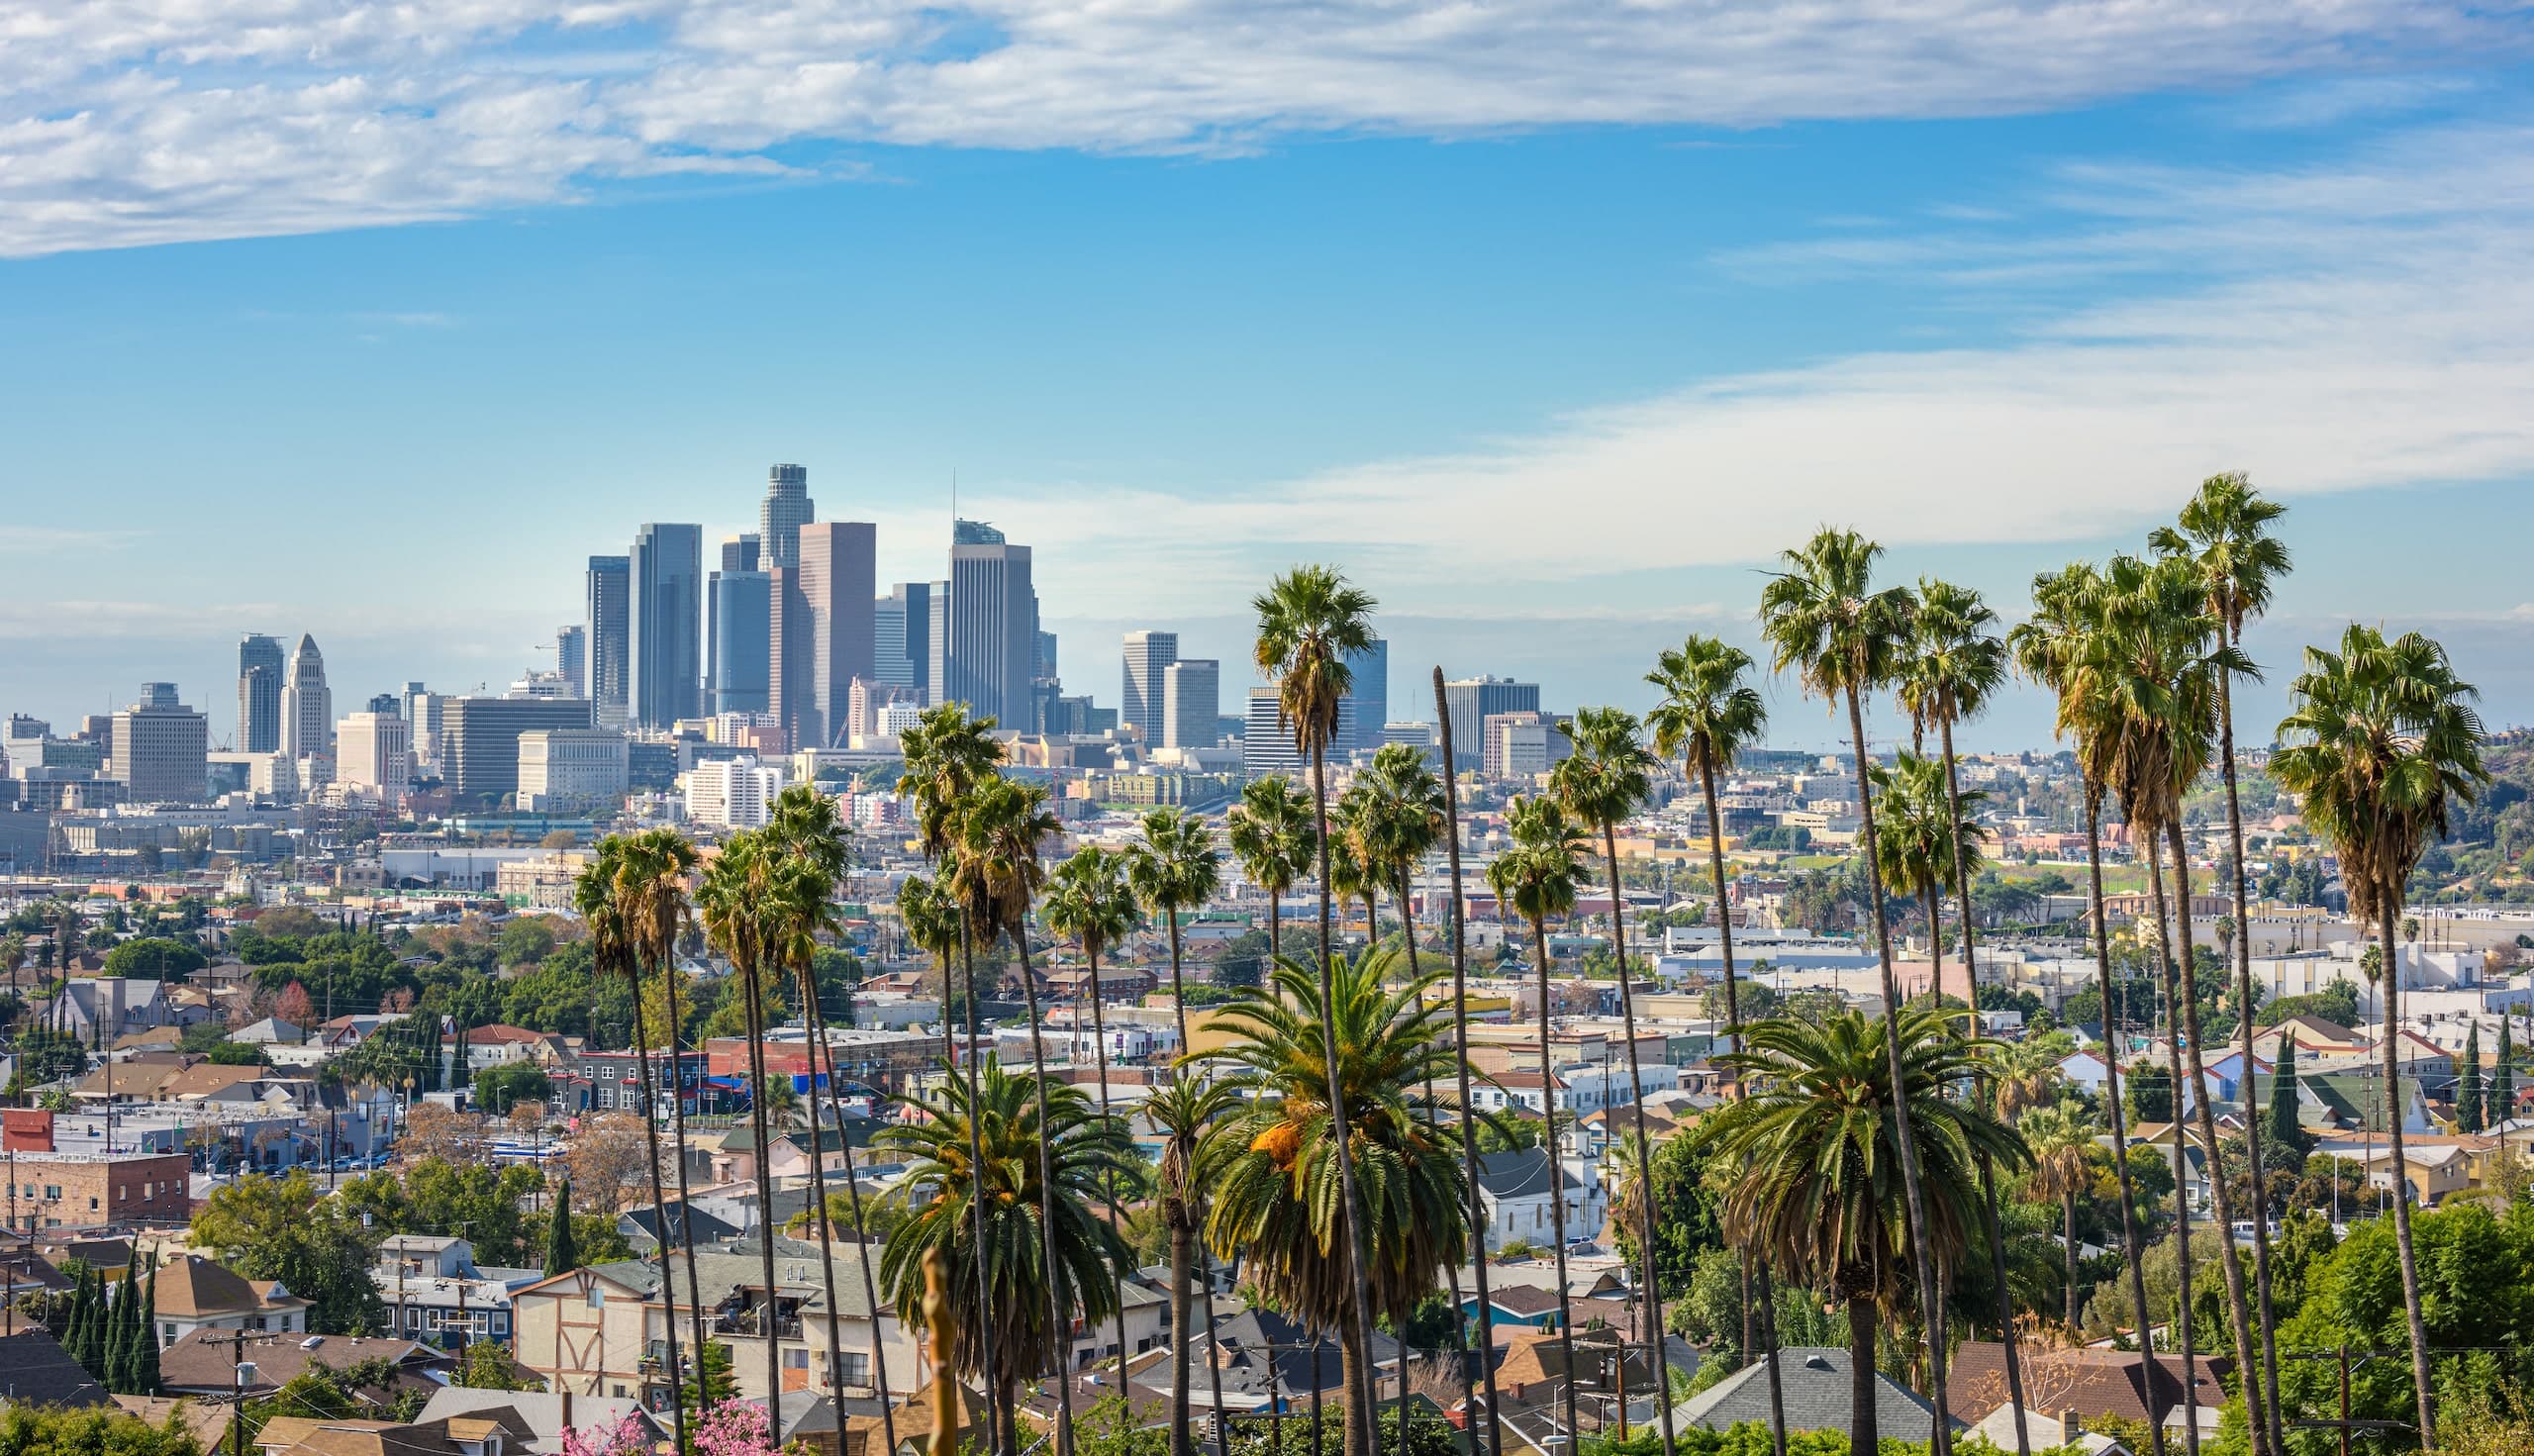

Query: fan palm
[877,1057,1139,1456]
[949,775,1086,1456]
[570,841,688,1452]
[1229,776,1317,953]
[900,704,1008,1439]
[1546,705,1678,1456]
[1755,528,1952,1451]
[1204,948,1471,1456]
[900,875,964,1069]
[2271,624,2489,1449]
[1483,799,1587,1438]
[1253,564,1383,1455]
[762,787,893,1445]
[2083,552,2266,1449]
[2009,562,2164,1456]
[695,831,790,1401]
[2152,473,2292,1453]
[1126,807,1222,1055]
[1042,845,1145,1383]
[2014,1100,2097,1328]
[1151,1073,1245,1456]
[614,826,714,1406]
[1700,1006,2025,1456]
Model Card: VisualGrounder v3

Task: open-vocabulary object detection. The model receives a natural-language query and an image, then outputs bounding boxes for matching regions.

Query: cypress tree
[543,1178,578,1275]
[75,1264,106,1376]
[105,1253,139,1393]
[58,1264,89,1361]
[2496,1018,2518,1131]
[134,1265,161,1395]
[2268,1030,2308,1161]
[2460,1023,2485,1134]
[450,1017,470,1090]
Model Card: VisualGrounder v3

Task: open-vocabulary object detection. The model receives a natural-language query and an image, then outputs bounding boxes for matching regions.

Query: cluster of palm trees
[561,488,2485,1456]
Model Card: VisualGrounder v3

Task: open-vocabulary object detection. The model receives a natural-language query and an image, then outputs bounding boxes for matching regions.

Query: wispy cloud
[1,1,2525,255]
[0,526,140,554]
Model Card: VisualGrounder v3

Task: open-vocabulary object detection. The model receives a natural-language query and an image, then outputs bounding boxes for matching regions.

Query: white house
[1472,1148,1608,1254]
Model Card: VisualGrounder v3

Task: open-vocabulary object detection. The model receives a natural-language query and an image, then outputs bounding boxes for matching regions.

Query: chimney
[2061,1409,2081,1446]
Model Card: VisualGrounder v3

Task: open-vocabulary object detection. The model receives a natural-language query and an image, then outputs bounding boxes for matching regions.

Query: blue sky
[6,2,2534,753]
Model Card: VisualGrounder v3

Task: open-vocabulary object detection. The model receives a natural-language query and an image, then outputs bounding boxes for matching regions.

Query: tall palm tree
[2009,563,2164,1456]
[1043,845,1145,1385]
[1229,776,1316,954]
[1546,706,1677,1456]
[950,775,1084,1456]
[763,786,894,1447]
[877,1057,1139,1456]
[1127,808,1222,1059]
[570,842,688,1452]
[696,831,789,1402]
[1253,564,1383,1456]
[2086,553,2266,1453]
[615,826,714,1407]
[2151,473,2292,1455]
[1430,664,1505,1456]
[1151,1072,1244,1456]
[2271,623,2489,1450]
[2015,1100,2096,1328]
[1123,807,1234,1456]
[900,703,1009,1446]
[1205,948,1472,1456]
[1897,580,2026,1439]
[1756,528,1953,1453]
[1484,799,1587,1438]
[1701,1006,2025,1456]
[1644,633,1787,1454]
[901,875,965,1073]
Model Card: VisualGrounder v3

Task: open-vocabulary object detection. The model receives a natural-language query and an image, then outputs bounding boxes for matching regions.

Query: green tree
[1205,948,1471,1456]
[472,1060,550,1115]
[192,1171,384,1333]
[544,1177,579,1273]
[454,1338,541,1390]
[1151,1074,1243,1456]
[875,1057,1138,1456]
[2266,1034,2310,1163]
[1227,776,1317,957]
[2015,1100,2098,1328]
[102,937,207,980]
[2125,1061,2173,1124]
[1700,1006,2024,1456]
[2459,1023,2485,1134]
[1251,563,1383,1456]
[497,918,556,968]
[0,1404,202,1456]
[2495,1018,2516,1128]
[1043,843,1146,1386]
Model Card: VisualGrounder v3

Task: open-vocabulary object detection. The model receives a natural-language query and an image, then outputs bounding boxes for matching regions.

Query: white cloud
[0,0,2521,254]
[937,121,2534,618]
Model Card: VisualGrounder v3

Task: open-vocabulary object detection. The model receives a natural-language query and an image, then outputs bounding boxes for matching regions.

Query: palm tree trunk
[1161,907,1233,1456]
[2083,787,2165,1456]
[2063,1193,2079,1327]
[737,961,783,1405]
[626,973,686,1447]
[1841,687,1951,1456]
[1171,1220,1196,1456]
[1431,673,1506,1456]
[794,965,851,1407]
[2215,662,2285,1456]
[2143,838,2198,1456]
[1269,890,1281,967]
[1845,1293,1878,1456]
[655,952,715,1409]
[1012,925,1079,1456]
[1935,716,2031,1456]
[957,921,1004,1456]
[1527,913,1583,1447]
[1595,819,1679,1456]
[1308,738,1382,1456]
[1396,868,1478,1442]
[1696,759,1787,1456]
[805,968,896,1454]
[1083,944,1132,1387]
[2166,823,2267,1456]
[2380,903,2437,1447]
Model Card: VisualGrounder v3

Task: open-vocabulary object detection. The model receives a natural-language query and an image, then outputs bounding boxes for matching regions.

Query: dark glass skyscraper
[586,555,632,728]
[236,632,283,753]
[629,524,703,728]
[944,522,1033,728]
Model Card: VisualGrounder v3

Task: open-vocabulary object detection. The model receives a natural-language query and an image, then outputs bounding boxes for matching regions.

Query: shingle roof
[1950,1342,2228,1427]
[156,1255,305,1317]
[1474,1149,1583,1199]
[0,1328,110,1408]
[1671,1347,1949,1441]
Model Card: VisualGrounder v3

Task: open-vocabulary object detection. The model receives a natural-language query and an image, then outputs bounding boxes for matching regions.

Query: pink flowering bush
[559,1413,651,1456]
[691,1400,784,1456]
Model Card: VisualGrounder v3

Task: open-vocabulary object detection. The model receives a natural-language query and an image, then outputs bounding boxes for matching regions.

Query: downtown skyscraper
[771,521,875,748]
[1121,630,1177,745]
[943,520,1033,729]
[710,534,770,715]
[236,632,284,753]
[586,554,632,728]
[759,464,814,570]
[629,523,704,728]
[280,633,332,760]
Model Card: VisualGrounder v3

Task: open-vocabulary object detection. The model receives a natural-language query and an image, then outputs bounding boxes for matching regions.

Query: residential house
[1670,1348,1952,1443]
[0,1328,107,1409]
[151,1254,310,1345]
[1472,1148,1608,1255]
[160,1330,448,1403]
[1952,1341,2228,1436]
[415,1391,671,1455]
